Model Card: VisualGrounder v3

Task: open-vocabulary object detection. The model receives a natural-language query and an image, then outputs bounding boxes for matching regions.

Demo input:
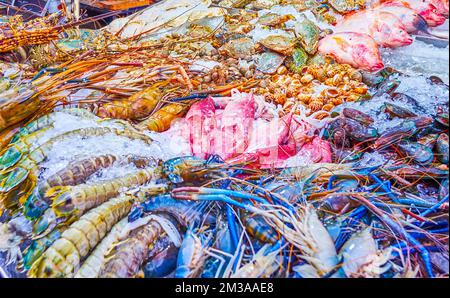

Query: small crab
[258,13,295,27]
[259,35,296,56]
[218,37,257,58]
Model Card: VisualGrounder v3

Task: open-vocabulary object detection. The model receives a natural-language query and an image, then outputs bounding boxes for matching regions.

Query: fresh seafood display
[0,0,448,279]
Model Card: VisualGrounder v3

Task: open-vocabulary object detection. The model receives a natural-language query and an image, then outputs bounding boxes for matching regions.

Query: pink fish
[243,115,332,168]
[374,2,430,33]
[298,137,332,163]
[429,0,449,16]
[170,92,333,169]
[245,113,296,168]
[252,136,332,168]
[171,94,256,160]
[183,96,217,159]
[385,0,446,27]
[213,94,256,159]
[318,32,384,72]
[335,10,413,48]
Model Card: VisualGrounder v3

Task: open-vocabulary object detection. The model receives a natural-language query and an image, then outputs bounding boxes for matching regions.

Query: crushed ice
[36,110,186,183]
[381,37,449,84]
[334,74,449,134]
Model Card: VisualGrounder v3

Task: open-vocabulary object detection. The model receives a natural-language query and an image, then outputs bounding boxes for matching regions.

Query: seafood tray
[0,0,449,279]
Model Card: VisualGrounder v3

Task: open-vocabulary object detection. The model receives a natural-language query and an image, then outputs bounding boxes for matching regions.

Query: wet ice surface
[282,151,313,168]
[36,110,184,182]
[40,135,159,180]
[381,37,450,84]
[393,75,449,113]
[189,60,222,73]
[0,216,30,278]
[154,127,192,157]
[358,151,392,167]
[334,74,449,134]
[26,111,117,150]
[0,254,24,278]
[249,26,294,42]
[84,163,141,184]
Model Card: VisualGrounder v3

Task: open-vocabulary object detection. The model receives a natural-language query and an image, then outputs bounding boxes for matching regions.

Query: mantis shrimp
[20,185,166,272]
[27,193,136,278]
[98,217,172,278]
[32,166,162,236]
[0,109,100,169]
[0,126,153,213]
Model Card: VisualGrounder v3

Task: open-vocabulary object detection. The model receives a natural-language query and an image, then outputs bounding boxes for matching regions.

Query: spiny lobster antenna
[55,9,128,31]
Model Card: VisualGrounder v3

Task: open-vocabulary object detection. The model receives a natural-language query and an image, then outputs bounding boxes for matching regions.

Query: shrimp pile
[0,0,448,278]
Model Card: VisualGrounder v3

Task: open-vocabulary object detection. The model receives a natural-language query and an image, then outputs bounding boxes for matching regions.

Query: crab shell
[259,35,296,56]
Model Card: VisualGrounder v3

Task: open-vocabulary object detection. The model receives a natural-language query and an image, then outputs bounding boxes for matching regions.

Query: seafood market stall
[0,0,449,279]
